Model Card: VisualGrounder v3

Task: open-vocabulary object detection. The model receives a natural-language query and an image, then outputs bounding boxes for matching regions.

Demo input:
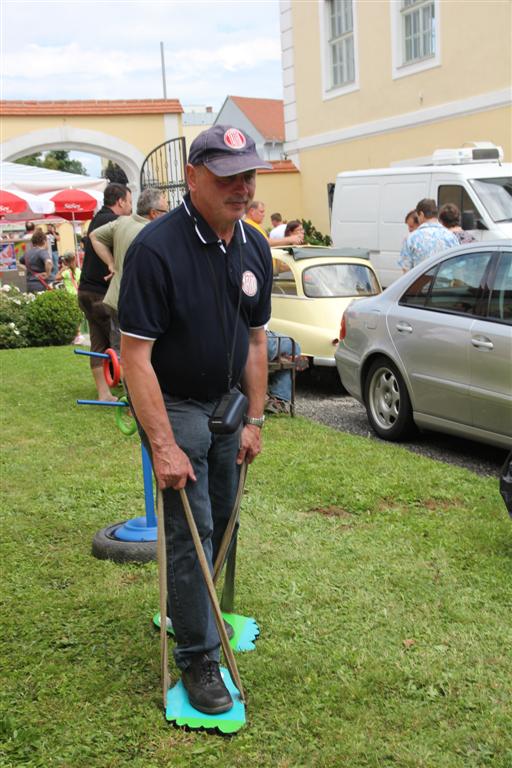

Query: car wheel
[364,357,414,441]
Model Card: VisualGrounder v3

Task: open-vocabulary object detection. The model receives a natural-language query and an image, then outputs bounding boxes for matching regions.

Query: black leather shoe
[182,655,233,714]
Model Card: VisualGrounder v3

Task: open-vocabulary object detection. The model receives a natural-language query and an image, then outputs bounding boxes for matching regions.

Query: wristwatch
[244,415,265,428]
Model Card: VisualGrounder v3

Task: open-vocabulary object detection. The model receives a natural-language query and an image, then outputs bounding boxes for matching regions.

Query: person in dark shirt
[19,229,52,292]
[120,125,272,715]
[78,182,132,400]
[46,223,61,281]
[439,203,477,244]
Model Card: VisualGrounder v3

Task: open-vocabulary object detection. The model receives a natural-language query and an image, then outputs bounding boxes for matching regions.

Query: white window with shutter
[391,0,441,79]
[320,0,359,100]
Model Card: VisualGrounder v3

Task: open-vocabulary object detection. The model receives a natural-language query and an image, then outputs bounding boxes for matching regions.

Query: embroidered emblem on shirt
[224,128,247,150]
[242,270,258,297]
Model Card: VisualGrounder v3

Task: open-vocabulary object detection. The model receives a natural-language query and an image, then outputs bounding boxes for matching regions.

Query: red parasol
[0,188,55,219]
[40,188,104,221]
[39,187,104,256]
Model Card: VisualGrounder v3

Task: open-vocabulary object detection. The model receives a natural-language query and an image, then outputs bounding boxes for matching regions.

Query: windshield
[470,177,512,222]
[302,263,380,298]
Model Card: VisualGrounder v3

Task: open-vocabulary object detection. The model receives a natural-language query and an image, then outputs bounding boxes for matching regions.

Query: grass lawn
[1,346,511,768]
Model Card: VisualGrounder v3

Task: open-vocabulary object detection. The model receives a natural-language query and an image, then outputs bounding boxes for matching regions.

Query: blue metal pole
[74,349,110,359]
[141,444,157,528]
[76,399,128,407]
[74,349,157,545]
[111,442,157,542]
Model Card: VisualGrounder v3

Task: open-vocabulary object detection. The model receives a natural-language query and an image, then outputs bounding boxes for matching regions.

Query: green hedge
[0,285,81,349]
[301,219,332,246]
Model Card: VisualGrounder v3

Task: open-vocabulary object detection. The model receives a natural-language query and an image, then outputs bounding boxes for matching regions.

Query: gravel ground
[295,371,508,479]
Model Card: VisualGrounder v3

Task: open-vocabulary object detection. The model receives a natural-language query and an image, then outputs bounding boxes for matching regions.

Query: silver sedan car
[335,241,512,449]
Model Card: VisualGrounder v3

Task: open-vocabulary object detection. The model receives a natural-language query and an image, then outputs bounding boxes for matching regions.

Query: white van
[330,143,512,286]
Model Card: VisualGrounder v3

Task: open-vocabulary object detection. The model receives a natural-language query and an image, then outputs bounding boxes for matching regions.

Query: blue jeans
[267,331,300,402]
[141,394,241,670]
[50,250,59,281]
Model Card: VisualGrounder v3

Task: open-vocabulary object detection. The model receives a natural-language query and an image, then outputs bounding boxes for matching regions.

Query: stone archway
[1,126,145,193]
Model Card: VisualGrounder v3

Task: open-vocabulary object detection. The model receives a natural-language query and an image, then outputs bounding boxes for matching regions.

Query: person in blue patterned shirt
[398,198,459,272]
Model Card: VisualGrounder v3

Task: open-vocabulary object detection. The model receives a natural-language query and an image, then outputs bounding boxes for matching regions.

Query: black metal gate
[140,136,188,210]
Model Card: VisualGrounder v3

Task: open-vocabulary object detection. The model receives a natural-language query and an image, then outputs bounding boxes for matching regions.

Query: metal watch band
[244,415,265,428]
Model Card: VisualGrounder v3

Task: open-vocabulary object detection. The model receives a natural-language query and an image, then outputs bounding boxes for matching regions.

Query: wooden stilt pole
[213,461,247,584]
[179,488,245,702]
[156,489,170,709]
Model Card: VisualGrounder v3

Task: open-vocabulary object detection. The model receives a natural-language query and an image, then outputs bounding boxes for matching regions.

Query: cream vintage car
[268,247,381,368]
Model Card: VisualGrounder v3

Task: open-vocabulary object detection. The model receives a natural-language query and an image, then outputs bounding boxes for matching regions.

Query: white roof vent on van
[432,142,503,165]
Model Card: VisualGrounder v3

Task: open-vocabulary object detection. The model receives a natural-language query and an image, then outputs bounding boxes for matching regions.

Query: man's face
[119,191,133,216]
[147,195,169,220]
[156,195,169,216]
[187,164,257,230]
[251,203,265,224]
[406,215,418,233]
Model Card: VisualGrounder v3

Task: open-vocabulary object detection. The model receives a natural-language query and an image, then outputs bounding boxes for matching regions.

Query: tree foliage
[15,150,88,176]
[102,160,129,185]
[301,219,332,246]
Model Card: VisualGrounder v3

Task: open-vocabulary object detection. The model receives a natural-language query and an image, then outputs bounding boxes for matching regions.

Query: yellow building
[0,98,300,223]
[1,99,183,191]
[280,0,512,232]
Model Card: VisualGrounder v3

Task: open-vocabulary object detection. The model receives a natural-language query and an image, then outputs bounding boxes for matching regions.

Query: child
[56,252,85,344]
[56,251,81,294]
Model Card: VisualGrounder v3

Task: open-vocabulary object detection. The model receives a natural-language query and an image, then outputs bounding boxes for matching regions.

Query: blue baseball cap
[188,124,272,177]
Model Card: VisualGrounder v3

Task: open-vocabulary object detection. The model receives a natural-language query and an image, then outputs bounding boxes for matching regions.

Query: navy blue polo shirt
[118,193,272,401]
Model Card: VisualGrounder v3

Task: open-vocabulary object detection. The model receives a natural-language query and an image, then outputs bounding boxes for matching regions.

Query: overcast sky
[1,0,283,174]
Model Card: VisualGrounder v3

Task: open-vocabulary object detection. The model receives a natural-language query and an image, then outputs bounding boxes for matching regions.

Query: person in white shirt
[269,212,287,240]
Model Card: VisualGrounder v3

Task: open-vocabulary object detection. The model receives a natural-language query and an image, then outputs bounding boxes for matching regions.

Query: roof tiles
[258,160,299,174]
[1,99,183,116]
[229,96,284,142]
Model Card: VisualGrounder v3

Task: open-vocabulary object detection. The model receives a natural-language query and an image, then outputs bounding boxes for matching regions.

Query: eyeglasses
[154,208,168,214]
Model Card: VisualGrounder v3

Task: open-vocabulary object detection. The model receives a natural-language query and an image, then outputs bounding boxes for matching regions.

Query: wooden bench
[267,335,299,417]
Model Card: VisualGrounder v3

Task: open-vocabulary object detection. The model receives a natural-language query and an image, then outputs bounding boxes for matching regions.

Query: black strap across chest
[204,243,244,391]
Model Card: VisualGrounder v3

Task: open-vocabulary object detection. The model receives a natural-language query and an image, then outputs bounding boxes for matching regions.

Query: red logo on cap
[224,128,247,150]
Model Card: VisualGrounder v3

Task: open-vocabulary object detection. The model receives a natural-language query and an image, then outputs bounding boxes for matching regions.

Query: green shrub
[0,322,27,348]
[26,290,81,347]
[301,219,332,246]
[0,286,81,349]
[0,286,31,348]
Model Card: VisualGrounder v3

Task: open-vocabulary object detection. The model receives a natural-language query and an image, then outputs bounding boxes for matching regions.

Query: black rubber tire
[91,522,156,563]
[363,356,415,441]
[499,450,512,516]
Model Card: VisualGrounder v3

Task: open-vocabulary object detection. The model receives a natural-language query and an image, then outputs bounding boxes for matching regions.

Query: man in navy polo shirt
[119,125,272,715]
